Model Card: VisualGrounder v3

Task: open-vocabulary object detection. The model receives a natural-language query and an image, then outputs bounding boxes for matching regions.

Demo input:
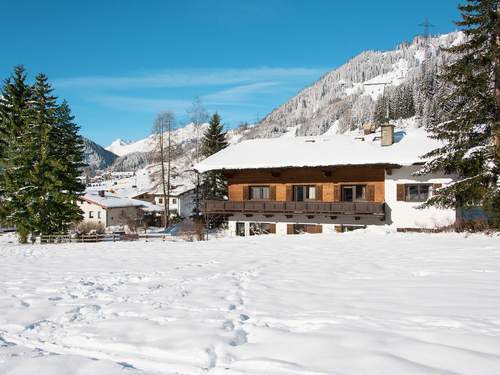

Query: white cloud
[54,67,325,89]
[202,81,281,105]
[89,95,191,112]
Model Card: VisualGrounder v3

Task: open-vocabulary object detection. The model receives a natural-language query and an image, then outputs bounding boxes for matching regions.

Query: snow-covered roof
[194,127,440,173]
[80,192,148,209]
[138,200,165,213]
[148,184,196,197]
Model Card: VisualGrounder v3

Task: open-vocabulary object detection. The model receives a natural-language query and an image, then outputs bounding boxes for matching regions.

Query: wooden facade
[226,166,385,203]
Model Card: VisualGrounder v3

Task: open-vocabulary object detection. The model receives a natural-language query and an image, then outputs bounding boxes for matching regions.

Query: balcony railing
[203,200,385,217]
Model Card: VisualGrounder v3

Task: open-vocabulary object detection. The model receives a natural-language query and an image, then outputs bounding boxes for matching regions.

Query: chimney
[380,124,395,146]
[98,190,105,197]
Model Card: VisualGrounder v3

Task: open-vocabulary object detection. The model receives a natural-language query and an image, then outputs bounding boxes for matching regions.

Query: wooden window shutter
[286,185,293,201]
[315,184,323,201]
[242,185,249,201]
[269,185,276,200]
[269,223,276,234]
[396,184,405,201]
[287,224,294,234]
[333,184,341,202]
[432,183,442,196]
[366,185,375,201]
[316,225,323,234]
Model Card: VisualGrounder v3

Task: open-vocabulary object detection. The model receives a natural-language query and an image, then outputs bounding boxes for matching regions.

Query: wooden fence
[39,233,178,244]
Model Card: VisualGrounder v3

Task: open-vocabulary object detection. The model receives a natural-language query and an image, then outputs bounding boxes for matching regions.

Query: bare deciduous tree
[186,97,208,163]
[151,111,177,229]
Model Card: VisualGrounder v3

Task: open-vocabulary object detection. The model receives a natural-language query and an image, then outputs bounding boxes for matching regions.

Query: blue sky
[0,0,460,146]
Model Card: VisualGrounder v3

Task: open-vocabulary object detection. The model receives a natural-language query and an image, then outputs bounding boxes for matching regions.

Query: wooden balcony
[203,200,385,217]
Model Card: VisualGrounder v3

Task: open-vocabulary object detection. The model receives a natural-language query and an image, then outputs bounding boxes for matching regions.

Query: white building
[134,185,197,219]
[78,191,163,228]
[195,125,456,235]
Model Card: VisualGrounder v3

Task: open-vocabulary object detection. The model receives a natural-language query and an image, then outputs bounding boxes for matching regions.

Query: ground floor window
[288,224,323,234]
[236,222,245,236]
[405,184,431,202]
[249,222,275,235]
[342,225,366,232]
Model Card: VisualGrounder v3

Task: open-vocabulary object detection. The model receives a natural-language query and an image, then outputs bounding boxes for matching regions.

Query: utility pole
[419,19,435,60]
[419,18,435,39]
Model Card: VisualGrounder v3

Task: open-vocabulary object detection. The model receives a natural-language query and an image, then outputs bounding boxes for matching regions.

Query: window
[293,185,316,201]
[172,198,177,204]
[158,198,163,204]
[236,222,245,236]
[342,185,366,202]
[249,222,274,235]
[290,224,322,234]
[405,184,430,202]
[97,211,101,219]
[89,211,94,219]
[249,186,270,200]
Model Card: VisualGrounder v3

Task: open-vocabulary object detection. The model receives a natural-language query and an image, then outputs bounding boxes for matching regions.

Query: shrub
[76,221,105,234]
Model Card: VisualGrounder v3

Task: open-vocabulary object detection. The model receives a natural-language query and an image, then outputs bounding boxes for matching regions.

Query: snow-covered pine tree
[48,101,86,233]
[0,69,86,241]
[201,113,228,200]
[420,0,499,227]
[24,73,61,237]
[0,66,34,242]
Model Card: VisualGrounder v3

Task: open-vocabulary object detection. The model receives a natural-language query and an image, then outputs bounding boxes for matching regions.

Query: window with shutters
[249,222,274,235]
[292,185,316,201]
[249,186,270,200]
[405,184,431,202]
[341,185,366,202]
[291,224,323,234]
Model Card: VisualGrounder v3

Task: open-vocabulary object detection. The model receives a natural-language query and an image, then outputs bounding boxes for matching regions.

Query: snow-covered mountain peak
[242,32,462,140]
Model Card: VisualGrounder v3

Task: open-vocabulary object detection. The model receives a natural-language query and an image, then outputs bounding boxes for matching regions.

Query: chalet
[195,125,456,235]
[78,190,163,228]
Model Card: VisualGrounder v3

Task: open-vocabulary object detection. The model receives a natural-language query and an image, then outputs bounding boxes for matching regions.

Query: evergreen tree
[201,113,228,200]
[0,68,86,241]
[419,0,499,227]
[24,73,59,237]
[47,101,86,232]
[0,66,34,242]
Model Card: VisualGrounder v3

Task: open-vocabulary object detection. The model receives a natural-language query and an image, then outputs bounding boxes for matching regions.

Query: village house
[195,125,456,235]
[131,185,197,220]
[78,190,163,228]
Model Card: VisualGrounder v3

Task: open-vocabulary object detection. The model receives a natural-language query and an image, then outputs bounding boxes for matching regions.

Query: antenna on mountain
[419,19,435,39]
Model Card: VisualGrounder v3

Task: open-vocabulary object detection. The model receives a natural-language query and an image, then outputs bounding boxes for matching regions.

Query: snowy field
[0,231,499,375]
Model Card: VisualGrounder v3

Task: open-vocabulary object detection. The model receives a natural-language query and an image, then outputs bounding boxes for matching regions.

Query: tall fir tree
[47,101,86,232]
[419,0,499,227]
[0,66,34,242]
[0,68,85,241]
[201,113,228,200]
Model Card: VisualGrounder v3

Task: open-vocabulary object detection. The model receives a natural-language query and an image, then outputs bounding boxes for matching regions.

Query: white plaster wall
[385,166,456,229]
[77,201,107,226]
[154,196,180,213]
